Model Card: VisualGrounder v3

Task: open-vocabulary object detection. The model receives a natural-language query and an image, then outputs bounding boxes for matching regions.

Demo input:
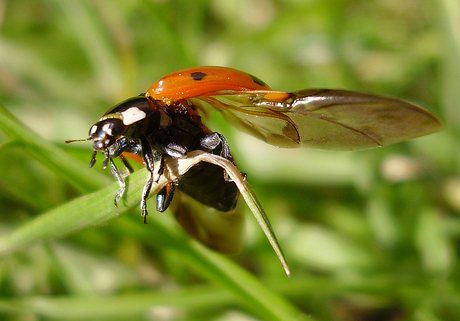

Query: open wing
[189,89,442,151]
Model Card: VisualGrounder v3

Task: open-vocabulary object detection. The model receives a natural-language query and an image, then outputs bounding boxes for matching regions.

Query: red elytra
[146,66,271,103]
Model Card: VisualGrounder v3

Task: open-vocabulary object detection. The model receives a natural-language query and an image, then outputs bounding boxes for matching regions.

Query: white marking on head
[102,123,112,136]
[89,125,97,136]
[121,107,146,125]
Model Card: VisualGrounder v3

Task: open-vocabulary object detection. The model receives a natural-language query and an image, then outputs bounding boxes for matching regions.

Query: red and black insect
[67,66,441,250]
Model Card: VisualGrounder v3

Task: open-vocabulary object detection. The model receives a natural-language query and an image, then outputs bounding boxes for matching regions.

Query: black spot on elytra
[191,71,207,81]
[248,74,268,87]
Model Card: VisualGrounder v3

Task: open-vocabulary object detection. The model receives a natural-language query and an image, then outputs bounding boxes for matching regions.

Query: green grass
[0,0,458,320]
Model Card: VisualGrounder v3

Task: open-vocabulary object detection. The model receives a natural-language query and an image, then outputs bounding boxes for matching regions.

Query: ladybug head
[85,117,126,168]
[89,118,126,151]
[66,96,152,169]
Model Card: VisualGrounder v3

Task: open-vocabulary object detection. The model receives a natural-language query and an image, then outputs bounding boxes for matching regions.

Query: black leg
[154,156,164,183]
[119,154,134,173]
[164,142,187,158]
[106,138,139,206]
[156,180,178,212]
[110,158,126,207]
[139,137,162,224]
[109,137,135,158]
[199,132,234,162]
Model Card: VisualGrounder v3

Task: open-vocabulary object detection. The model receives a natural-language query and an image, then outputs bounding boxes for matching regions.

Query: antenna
[65,137,91,144]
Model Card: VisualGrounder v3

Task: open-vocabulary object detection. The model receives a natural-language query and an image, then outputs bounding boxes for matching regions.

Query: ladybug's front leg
[107,137,138,207]
[109,158,127,207]
[140,137,163,224]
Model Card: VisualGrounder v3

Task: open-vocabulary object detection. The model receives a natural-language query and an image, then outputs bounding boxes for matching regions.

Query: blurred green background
[0,0,458,320]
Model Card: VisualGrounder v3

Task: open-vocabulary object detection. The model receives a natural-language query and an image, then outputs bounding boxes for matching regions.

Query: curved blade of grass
[170,151,291,277]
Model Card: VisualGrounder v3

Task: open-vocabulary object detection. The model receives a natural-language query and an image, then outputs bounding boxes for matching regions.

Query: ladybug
[67,66,441,253]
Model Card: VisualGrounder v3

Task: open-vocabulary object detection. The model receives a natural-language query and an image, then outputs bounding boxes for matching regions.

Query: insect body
[67,66,442,252]
[81,94,239,225]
